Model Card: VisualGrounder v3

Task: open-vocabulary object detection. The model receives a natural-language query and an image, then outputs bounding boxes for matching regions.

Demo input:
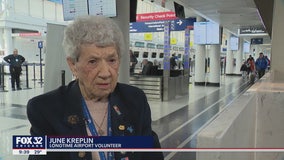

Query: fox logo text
[16,137,42,145]
[13,136,45,149]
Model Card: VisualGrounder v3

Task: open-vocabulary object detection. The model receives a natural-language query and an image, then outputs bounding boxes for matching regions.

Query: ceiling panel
[176,0,271,44]
[149,0,271,45]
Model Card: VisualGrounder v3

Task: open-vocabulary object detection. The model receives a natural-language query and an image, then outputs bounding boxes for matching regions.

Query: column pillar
[194,44,206,85]
[3,28,12,56]
[194,16,206,85]
[5,0,14,16]
[113,0,130,84]
[0,29,4,50]
[225,31,234,75]
[234,38,243,75]
[207,44,220,86]
[270,0,284,80]
[0,0,2,12]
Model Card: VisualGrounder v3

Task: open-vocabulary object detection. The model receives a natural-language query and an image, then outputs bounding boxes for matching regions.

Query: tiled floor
[0,74,251,160]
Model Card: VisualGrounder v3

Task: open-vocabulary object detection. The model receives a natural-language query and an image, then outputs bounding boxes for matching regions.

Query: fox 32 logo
[13,136,46,149]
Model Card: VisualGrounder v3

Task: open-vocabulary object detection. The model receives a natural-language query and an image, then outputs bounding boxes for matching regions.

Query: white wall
[14,0,29,15]
[13,0,63,21]
[44,23,71,93]
[29,0,43,18]
[1,0,66,63]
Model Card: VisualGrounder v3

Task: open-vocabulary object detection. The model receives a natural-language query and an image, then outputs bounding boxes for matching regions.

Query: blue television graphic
[12,136,46,155]
[13,135,154,155]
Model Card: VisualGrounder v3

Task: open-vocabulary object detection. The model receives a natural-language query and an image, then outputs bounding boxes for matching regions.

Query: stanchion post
[33,62,36,81]
[39,48,43,85]
[38,41,44,87]
[0,64,7,92]
[25,64,29,89]
[1,64,4,90]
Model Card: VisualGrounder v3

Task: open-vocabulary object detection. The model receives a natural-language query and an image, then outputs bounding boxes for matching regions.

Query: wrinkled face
[67,44,120,100]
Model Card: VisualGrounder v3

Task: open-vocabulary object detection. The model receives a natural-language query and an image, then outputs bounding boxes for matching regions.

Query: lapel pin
[113,105,122,115]
[67,115,79,125]
[127,126,134,133]
[118,125,125,131]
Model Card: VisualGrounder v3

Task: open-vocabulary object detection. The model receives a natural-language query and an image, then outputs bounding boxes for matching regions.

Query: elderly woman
[27,16,163,160]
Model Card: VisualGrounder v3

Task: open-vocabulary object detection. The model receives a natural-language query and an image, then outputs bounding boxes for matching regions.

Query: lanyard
[82,98,113,160]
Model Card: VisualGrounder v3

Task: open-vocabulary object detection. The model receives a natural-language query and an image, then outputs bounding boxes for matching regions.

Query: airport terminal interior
[0,72,253,160]
[1,0,284,160]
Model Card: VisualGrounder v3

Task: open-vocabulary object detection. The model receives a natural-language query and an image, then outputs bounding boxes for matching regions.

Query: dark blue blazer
[27,81,163,160]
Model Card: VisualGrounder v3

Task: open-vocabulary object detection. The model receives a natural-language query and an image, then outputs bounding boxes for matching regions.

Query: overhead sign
[129,18,196,33]
[239,25,266,35]
[136,11,177,22]
[251,38,263,44]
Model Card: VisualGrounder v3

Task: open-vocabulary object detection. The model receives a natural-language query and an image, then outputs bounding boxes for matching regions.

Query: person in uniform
[4,48,25,90]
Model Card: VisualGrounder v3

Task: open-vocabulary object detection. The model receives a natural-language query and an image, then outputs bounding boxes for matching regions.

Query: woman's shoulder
[28,81,78,106]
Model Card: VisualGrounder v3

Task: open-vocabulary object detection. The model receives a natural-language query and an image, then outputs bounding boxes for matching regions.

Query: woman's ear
[66,57,77,77]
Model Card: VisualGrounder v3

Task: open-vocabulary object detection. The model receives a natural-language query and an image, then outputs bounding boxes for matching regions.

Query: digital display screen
[230,36,239,51]
[174,2,185,19]
[243,42,250,53]
[206,22,221,44]
[193,21,220,45]
[193,22,207,45]
[62,0,117,21]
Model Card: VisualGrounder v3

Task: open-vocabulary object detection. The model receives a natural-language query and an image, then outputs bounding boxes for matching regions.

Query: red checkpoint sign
[136,11,177,22]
